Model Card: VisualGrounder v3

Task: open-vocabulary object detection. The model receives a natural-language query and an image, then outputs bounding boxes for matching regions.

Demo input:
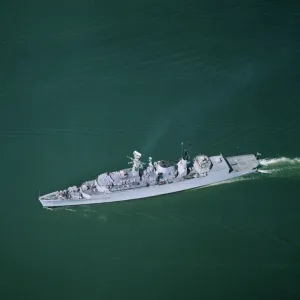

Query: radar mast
[127,151,143,175]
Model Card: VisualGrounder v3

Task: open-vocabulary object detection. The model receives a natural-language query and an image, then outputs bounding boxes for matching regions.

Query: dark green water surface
[1,0,300,299]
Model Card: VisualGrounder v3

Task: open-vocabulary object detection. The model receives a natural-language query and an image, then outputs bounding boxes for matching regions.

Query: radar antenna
[181,142,184,158]
[127,150,144,173]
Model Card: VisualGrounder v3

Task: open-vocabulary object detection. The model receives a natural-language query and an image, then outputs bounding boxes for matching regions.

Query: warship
[39,144,260,208]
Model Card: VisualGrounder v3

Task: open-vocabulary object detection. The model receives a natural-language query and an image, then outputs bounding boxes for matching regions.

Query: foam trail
[258,156,300,178]
[64,208,76,212]
[259,157,300,166]
[258,169,273,174]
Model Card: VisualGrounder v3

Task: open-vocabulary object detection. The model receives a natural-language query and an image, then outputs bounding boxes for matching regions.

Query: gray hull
[39,154,259,208]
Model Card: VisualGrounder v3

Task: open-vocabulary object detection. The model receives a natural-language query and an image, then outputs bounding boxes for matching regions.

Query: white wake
[258,156,300,178]
[259,157,300,166]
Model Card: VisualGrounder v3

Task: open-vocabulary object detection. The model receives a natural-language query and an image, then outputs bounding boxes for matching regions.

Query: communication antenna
[186,141,192,153]
[180,142,184,158]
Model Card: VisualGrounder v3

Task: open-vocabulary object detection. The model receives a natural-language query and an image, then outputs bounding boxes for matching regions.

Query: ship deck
[226,154,258,172]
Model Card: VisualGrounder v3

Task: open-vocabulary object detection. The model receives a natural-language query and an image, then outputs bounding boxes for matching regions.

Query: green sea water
[1,0,300,299]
